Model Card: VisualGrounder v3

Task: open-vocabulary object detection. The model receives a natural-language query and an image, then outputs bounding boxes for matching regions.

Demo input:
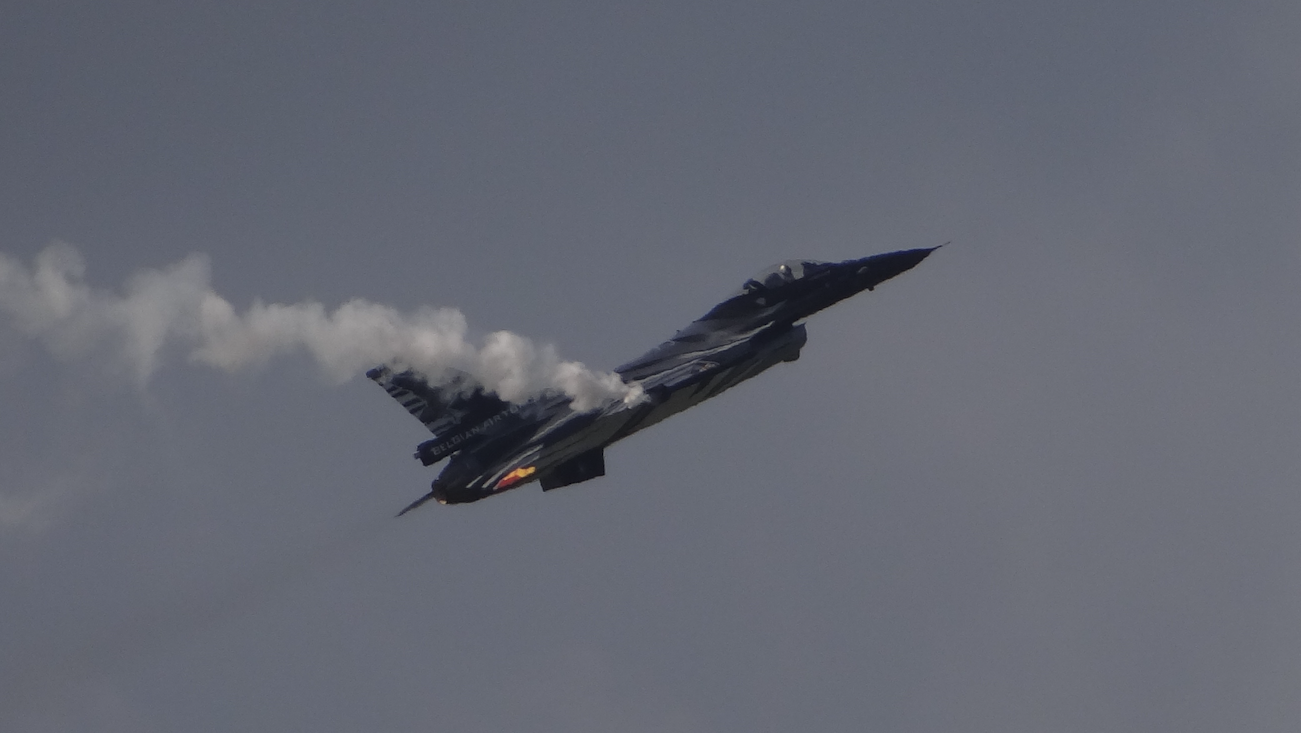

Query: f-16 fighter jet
[370,247,937,514]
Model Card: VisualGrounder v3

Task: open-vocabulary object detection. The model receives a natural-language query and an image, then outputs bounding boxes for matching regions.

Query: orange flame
[494,465,537,490]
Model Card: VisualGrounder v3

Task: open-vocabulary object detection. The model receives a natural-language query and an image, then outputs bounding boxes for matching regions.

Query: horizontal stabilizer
[396,489,440,516]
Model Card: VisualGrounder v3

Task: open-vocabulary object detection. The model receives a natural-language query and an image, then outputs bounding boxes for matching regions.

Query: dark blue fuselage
[375,247,937,512]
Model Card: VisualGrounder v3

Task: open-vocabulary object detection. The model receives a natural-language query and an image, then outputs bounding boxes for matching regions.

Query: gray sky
[3,1,1299,730]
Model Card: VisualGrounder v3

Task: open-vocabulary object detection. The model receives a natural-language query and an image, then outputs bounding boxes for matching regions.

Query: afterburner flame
[494,466,537,490]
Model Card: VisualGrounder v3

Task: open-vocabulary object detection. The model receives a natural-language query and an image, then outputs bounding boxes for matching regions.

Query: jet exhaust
[0,243,639,409]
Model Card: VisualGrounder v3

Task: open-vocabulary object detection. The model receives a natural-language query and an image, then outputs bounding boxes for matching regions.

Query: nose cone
[789,245,939,320]
[850,246,940,290]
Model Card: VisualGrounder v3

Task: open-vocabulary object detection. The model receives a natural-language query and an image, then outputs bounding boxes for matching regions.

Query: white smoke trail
[0,243,641,409]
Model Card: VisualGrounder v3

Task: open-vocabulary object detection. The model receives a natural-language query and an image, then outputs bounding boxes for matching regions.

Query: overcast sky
[3,2,1299,731]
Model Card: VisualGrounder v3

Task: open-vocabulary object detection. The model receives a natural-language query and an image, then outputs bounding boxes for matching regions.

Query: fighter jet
[369,247,937,514]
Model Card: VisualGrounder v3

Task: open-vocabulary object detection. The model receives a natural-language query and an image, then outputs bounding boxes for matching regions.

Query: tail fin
[366,366,511,462]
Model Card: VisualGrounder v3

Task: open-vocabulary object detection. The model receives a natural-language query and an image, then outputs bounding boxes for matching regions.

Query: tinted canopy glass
[731,259,827,297]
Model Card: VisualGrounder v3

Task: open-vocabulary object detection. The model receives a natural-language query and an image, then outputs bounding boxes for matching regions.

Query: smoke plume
[0,243,641,409]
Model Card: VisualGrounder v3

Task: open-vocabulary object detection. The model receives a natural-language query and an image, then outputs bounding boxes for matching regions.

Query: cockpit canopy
[731,259,828,297]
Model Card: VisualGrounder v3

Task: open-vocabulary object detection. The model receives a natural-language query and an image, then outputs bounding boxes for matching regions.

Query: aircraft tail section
[366,365,512,464]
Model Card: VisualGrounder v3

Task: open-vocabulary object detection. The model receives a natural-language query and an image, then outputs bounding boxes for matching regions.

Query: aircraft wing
[614,316,770,389]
